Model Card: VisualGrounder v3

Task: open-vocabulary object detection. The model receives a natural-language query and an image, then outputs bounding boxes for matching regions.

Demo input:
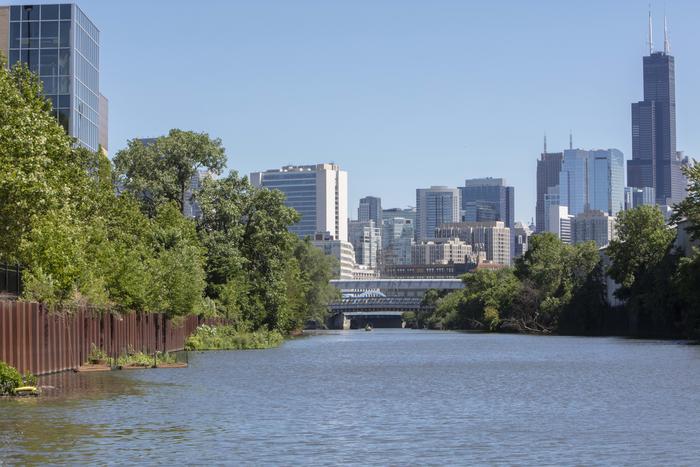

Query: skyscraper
[348,219,381,268]
[250,163,348,241]
[627,14,686,205]
[0,3,106,152]
[358,196,382,226]
[415,186,460,241]
[559,149,624,217]
[460,177,515,228]
[381,217,413,266]
[536,140,564,233]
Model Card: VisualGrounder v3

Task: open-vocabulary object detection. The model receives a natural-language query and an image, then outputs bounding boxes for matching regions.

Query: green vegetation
[87,344,109,365]
[185,325,284,350]
[116,350,177,368]
[0,57,336,336]
[421,164,700,339]
[422,237,603,334]
[0,362,36,395]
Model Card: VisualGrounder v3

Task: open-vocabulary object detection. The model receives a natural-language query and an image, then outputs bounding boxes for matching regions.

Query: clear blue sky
[13,0,700,222]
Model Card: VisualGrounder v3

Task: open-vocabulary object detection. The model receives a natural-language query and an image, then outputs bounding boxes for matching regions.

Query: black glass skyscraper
[460,178,514,229]
[627,18,686,205]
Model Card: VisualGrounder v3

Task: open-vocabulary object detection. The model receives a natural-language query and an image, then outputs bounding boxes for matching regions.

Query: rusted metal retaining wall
[0,301,220,375]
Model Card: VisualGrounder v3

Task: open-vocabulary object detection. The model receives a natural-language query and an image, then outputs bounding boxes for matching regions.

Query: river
[2,330,700,465]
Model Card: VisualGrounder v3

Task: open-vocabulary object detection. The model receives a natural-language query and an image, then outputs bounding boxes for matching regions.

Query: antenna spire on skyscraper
[648,7,654,54]
[543,133,547,155]
[569,130,573,150]
[664,15,671,54]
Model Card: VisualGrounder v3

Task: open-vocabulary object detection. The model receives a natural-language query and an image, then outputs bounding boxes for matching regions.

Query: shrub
[185,324,284,350]
[0,362,24,395]
[87,343,108,365]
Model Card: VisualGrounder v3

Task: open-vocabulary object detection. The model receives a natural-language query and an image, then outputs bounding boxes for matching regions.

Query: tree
[606,205,680,337]
[291,238,339,326]
[672,162,700,241]
[0,60,81,261]
[606,206,676,297]
[672,161,700,338]
[113,129,226,216]
[196,173,301,330]
[513,233,601,330]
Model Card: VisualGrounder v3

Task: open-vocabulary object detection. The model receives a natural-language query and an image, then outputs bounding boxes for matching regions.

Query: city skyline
[3,0,700,223]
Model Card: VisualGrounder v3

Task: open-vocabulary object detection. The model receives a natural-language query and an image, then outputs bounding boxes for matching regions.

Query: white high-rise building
[547,204,573,244]
[311,232,355,280]
[251,163,348,241]
[415,186,460,241]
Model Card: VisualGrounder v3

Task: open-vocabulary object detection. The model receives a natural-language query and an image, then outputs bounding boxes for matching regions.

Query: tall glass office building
[628,47,686,205]
[1,3,104,152]
[415,186,461,241]
[560,149,624,217]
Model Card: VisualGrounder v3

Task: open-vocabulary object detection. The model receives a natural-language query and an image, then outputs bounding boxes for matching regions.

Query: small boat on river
[364,324,373,331]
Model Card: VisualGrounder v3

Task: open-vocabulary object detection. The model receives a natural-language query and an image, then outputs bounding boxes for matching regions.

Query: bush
[116,350,177,367]
[116,351,154,368]
[185,324,284,350]
[87,343,108,364]
[0,361,25,395]
[0,362,23,394]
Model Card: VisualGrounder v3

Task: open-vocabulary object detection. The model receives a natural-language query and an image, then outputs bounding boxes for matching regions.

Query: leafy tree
[675,250,700,339]
[146,203,207,317]
[291,238,339,326]
[606,205,680,337]
[113,129,226,216]
[514,234,601,329]
[196,173,301,330]
[458,268,521,329]
[0,60,81,261]
[671,162,700,338]
[672,162,700,241]
[606,206,676,297]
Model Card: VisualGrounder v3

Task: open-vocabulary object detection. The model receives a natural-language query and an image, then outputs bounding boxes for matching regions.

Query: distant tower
[627,12,686,205]
[536,137,564,233]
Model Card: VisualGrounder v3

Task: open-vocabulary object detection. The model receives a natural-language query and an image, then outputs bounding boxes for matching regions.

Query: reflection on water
[2,331,700,465]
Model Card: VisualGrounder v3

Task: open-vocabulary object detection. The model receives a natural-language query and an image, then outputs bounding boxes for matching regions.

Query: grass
[185,324,284,351]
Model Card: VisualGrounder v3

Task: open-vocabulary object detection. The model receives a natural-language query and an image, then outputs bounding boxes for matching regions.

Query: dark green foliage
[0,362,23,395]
[606,206,682,337]
[195,173,336,333]
[675,251,700,339]
[421,234,606,334]
[607,206,676,297]
[672,162,700,242]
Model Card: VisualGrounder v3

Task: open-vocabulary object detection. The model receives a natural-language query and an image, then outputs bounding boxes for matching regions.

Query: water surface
[2,330,700,465]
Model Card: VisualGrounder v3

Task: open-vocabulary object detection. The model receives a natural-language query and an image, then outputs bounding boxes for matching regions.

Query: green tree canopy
[606,205,676,297]
[0,61,83,261]
[672,162,700,241]
[113,129,226,216]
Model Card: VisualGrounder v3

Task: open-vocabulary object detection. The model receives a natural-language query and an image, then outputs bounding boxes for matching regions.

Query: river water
[2,330,700,465]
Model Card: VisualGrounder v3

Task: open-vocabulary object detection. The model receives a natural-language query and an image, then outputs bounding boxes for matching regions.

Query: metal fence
[0,264,22,296]
[0,301,224,375]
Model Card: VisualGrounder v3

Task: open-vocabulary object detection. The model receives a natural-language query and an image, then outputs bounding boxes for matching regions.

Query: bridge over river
[328,279,465,329]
